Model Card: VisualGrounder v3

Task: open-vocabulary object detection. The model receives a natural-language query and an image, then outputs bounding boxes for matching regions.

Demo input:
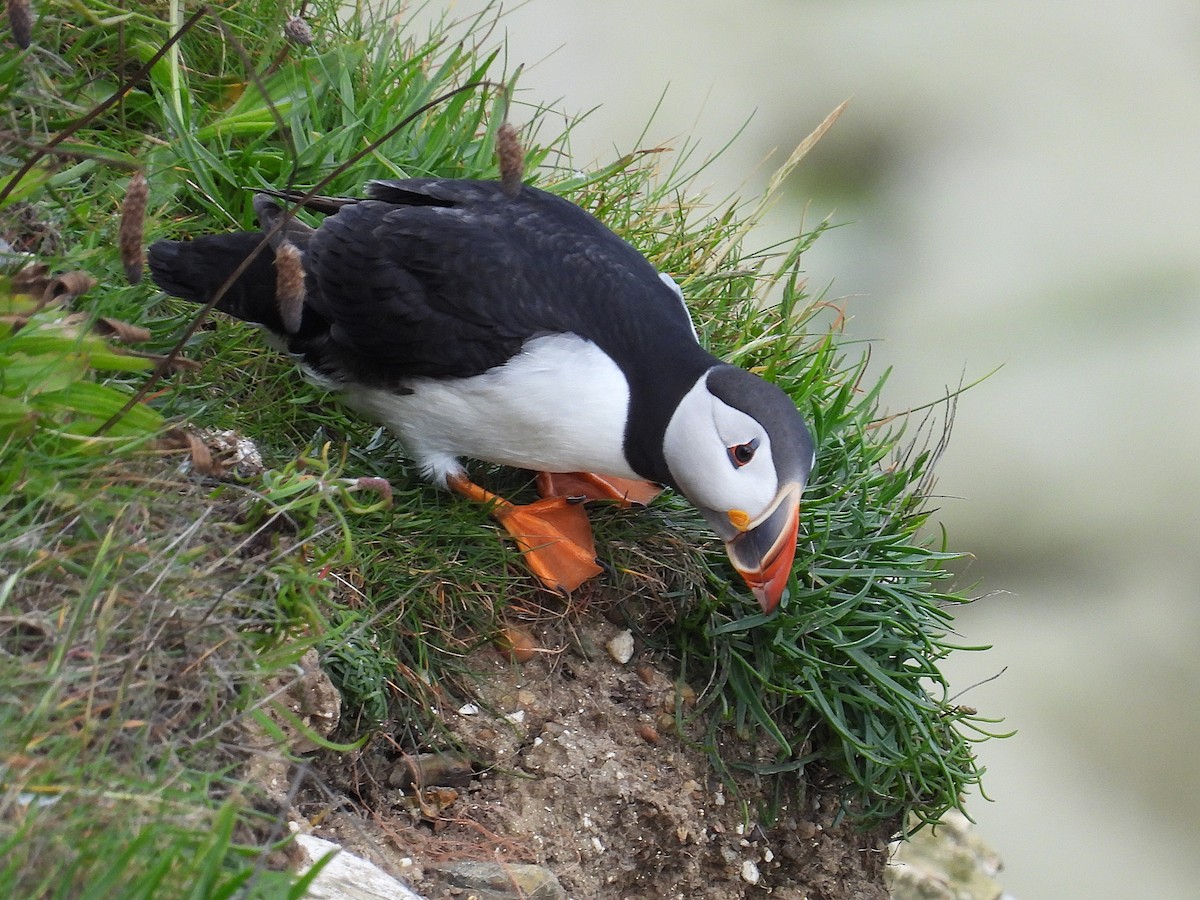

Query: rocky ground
[266,617,896,899]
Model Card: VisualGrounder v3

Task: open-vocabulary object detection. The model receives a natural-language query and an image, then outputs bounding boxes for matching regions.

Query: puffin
[148,178,815,613]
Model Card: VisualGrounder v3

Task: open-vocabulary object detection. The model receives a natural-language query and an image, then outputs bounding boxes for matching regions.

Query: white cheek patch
[663,378,777,517]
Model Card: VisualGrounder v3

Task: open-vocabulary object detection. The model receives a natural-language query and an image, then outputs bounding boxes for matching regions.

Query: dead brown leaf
[11,263,96,307]
[90,315,153,344]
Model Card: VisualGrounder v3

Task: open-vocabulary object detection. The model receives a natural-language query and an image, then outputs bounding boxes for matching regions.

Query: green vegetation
[1,1,1002,894]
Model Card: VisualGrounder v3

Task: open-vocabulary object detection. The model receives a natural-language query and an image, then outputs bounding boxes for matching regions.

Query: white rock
[291,834,424,899]
[740,859,761,885]
[605,629,634,664]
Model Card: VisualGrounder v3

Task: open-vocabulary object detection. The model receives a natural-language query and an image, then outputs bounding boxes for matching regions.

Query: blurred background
[410,2,1200,896]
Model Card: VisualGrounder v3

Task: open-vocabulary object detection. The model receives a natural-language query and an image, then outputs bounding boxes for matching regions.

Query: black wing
[296,179,699,385]
[152,179,701,388]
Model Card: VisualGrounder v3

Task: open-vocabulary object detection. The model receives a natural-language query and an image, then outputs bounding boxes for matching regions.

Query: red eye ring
[727,438,760,468]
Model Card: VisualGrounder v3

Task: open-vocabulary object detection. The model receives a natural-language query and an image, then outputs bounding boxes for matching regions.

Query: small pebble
[569,631,600,660]
[605,629,634,664]
[495,623,537,663]
[387,751,474,790]
[740,859,761,885]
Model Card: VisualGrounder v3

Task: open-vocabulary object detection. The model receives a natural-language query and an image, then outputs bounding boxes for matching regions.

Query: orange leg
[536,471,664,508]
[446,473,603,593]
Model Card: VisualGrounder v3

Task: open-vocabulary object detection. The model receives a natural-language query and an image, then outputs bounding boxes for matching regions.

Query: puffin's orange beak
[724,483,801,614]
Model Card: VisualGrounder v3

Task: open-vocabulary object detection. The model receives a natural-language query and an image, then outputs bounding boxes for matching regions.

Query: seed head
[284,15,313,46]
[6,0,33,50]
[119,172,148,285]
[497,121,525,197]
[274,239,306,334]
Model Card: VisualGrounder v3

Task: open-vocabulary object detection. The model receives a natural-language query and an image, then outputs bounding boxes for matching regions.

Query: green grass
[0,445,340,897]
[1,0,1002,893]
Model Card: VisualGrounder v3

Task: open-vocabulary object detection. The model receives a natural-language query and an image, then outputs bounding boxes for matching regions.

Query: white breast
[343,333,638,485]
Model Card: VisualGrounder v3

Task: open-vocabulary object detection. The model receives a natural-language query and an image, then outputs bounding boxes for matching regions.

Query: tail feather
[148,232,292,335]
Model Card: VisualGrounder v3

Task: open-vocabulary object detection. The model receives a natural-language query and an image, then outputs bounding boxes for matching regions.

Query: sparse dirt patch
[300,616,894,899]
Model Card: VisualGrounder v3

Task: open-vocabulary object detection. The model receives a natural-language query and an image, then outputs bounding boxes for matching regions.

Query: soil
[294,616,895,899]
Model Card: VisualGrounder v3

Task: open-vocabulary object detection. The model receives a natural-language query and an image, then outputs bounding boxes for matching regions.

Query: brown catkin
[119,172,148,285]
[274,240,306,334]
[496,121,525,197]
[6,0,33,50]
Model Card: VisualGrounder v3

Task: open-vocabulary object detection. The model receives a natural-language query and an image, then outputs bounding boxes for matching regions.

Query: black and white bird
[148,178,815,612]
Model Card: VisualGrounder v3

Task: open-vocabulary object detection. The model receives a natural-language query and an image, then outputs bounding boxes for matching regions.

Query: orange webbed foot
[491,497,602,592]
[536,471,664,508]
[447,474,602,593]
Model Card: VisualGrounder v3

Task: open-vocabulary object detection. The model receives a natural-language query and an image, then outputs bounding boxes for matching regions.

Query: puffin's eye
[727,438,760,469]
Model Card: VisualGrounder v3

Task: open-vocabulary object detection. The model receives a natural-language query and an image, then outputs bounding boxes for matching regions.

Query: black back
[148,179,722,482]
